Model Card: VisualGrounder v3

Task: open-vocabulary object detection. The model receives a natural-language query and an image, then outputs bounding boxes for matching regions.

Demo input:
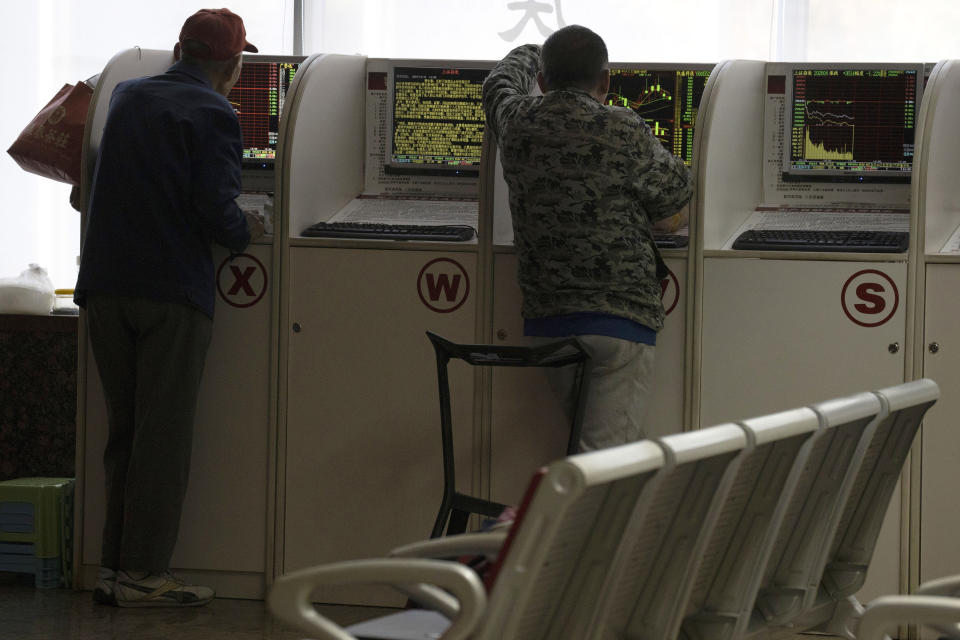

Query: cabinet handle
[929,342,940,354]
[292,322,302,333]
[888,342,900,354]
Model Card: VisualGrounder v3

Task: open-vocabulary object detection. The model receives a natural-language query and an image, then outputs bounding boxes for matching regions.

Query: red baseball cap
[177,8,257,60]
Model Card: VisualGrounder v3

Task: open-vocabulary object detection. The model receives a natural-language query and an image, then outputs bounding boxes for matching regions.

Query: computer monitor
[227,54,305,191]
[605,65,713,166]
[782,64,921,182]
[386,63,491,176]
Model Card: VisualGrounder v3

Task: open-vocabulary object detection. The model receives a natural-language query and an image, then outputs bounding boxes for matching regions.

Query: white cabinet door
[283,247,477,604]
[489,253,570,507]
[920,264,960,587]
[700,258,907,425]
[175,244,272,573]
[699,257,908,601]
[648,255,688,434]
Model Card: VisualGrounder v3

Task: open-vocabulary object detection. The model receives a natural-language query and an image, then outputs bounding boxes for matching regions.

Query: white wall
[305,0,775,61]
[4,0,960,290]
[806,0,960,62]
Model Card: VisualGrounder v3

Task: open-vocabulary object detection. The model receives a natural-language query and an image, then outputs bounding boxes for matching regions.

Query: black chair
[426,331,590,537]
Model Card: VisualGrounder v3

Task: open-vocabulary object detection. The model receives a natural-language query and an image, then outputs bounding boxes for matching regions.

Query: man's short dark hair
[541,25,609,91]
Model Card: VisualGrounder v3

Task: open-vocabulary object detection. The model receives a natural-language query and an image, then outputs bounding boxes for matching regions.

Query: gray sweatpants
[86,294,212,572]
[541,335,657,452]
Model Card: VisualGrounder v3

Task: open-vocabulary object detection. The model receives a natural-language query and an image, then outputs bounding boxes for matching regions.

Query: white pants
[538,335,657,452]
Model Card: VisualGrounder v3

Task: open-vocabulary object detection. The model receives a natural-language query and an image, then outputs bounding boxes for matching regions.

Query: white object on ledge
[0,264,55,315]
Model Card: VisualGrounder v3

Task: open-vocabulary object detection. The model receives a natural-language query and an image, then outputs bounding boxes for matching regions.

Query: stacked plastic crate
[0,477,74,588]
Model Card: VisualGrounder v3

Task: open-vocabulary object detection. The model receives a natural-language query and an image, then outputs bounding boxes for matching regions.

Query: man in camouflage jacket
[482,25,694,450]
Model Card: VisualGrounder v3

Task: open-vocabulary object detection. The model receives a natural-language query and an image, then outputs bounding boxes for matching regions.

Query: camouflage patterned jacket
[482,44,694,331]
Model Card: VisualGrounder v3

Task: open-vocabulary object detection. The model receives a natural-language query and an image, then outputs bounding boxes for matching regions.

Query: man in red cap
[76,8,263,607]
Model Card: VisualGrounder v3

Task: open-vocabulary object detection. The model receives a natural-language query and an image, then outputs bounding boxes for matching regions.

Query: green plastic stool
[0,477,74,588]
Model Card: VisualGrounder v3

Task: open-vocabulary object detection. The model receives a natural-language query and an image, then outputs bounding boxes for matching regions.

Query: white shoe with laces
[114,570,215,607]
[92,567,116,605]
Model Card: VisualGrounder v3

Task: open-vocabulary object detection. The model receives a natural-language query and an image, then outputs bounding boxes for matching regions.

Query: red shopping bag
[7,81,93,186]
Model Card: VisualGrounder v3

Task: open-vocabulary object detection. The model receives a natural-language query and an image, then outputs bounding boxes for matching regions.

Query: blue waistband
[524,312,657,345]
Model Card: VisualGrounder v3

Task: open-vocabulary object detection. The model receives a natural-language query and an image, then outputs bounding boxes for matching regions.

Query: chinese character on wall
[500,0,568,42]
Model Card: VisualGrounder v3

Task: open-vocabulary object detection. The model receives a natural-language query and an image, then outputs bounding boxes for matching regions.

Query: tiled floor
[0,574,398,640]
[1,575,864,640]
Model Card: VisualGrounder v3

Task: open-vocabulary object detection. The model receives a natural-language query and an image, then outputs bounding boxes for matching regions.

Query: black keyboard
[654,234,689,249]
[302,221,475,242]
[732,229,908,253]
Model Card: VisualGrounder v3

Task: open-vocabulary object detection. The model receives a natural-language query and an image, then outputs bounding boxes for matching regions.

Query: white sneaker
[114,570,215,607]
[92,567,116,605]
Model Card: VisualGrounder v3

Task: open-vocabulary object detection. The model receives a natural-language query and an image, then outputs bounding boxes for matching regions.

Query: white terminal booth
[73,46,960,610]
[690,59,925,603]
[911,57,960,631]
[76,48,278,598]
[277,56,717,603]
[276,54,490,605]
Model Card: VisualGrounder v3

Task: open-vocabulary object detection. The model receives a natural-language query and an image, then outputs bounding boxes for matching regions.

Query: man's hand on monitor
[244,210,266,241]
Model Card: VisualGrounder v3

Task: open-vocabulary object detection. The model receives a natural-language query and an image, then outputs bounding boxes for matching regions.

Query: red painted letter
[426,274,462,302]
[854,283,886,315]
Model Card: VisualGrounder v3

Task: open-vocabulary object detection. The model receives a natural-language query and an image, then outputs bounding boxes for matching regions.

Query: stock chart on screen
[227,59,300,161]
[787,68,917,176]
[605,67,711,166]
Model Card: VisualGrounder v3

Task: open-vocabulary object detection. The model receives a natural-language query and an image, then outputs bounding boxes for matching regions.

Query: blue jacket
[75,61,250,318]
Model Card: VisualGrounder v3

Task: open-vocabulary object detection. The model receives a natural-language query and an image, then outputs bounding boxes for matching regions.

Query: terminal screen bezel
[229,54,306,177]
[604,62,715,167]
[385,61,493,177]
[780,62,923,183]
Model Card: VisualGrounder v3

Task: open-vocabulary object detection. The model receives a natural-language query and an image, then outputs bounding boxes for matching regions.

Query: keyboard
[654,234,689,249]
[732,229,908,253]
[302,221,475,242]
